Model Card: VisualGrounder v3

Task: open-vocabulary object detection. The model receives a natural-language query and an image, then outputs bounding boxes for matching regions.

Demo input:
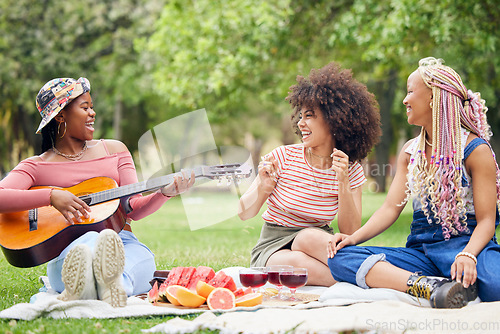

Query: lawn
[0,190,413,333]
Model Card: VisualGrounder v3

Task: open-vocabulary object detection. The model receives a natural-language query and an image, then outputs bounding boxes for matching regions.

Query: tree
[0,0,166,175]
[327,0,500,189]
[141,0,354,163]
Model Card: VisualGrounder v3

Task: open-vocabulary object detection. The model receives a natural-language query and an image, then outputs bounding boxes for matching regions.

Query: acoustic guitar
[0,163,251,268]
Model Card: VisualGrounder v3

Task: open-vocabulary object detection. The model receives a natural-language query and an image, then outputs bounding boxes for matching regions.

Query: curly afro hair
[287,62,381,162]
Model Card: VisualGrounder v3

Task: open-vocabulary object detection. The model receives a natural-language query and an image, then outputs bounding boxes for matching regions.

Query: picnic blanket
[144,301,500,334]
[1,267,493,334]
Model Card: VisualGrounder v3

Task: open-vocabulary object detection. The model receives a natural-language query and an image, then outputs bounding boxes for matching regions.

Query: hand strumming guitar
[50,189,91,224]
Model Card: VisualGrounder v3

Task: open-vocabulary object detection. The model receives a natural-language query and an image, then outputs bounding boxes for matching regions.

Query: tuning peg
[217,177,223,187]
[226,176,232,186]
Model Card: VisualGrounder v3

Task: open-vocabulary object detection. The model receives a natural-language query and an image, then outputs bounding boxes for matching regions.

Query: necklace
[52,142,88,161]
[308,148,332,160]
[307,148,333,170]
[307,148,333,197]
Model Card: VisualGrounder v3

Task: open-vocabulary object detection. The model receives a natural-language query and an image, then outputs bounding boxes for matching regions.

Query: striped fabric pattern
[262,144,366,228]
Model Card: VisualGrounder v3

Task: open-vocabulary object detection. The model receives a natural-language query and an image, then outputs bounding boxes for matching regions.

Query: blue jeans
[328,210,500,302]
[47,230,156,296]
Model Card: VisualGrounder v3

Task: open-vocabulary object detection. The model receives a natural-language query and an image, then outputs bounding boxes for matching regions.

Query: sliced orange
[235,292,263,307]
[176,286,207,308]
[165,285,182,306]
[196,280,216,299]
[206,288,236,310]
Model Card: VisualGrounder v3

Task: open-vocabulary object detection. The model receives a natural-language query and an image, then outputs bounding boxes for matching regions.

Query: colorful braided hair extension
[409,57,500,239]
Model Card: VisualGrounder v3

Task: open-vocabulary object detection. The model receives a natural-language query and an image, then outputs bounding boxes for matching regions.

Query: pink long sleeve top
[0,151,169,221]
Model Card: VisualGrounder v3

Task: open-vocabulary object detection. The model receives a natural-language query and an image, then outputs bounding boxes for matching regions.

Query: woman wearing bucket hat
[0,77,195,307]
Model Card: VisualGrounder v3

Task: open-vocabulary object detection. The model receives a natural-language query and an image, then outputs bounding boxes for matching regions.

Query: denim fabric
[328,209,500,302]
[47,230,155,296]
[461,137,488,188]
[463,138,488,160]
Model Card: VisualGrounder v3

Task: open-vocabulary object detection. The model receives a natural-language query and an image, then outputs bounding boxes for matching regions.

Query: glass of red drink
[279,267,308,301]
[239,267,268,293]
[266,265,293,299]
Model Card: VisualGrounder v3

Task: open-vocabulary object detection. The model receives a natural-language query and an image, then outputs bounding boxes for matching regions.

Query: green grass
[0,190,412,333]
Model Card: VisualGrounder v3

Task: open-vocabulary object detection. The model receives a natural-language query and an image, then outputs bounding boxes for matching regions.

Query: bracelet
[49,188,55,207]
[159,189,172,198]
[455,251,477,265]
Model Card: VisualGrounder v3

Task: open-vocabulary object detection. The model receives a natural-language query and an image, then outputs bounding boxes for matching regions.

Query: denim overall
[328,138,500,302]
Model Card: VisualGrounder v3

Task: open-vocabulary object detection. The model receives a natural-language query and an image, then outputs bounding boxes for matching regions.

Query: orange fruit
[196,280,216,299]
[165,285,182,306]
[206,288,236,310]
[176,286,206,308]
[235,292,263,307]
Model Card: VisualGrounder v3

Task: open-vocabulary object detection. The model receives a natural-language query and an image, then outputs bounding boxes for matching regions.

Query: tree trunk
[113,95,123,141]
[488,67,500,167]
[281,113,296,145]
[370,69,398,193]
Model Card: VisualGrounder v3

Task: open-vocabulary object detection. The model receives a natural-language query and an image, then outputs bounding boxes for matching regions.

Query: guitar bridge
[28,208,38,231]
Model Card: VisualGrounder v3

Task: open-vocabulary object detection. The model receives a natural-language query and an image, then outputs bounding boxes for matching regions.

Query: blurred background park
[0,0,499,193]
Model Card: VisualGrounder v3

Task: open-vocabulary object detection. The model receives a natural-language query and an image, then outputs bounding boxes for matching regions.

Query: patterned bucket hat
[35,77,91,133]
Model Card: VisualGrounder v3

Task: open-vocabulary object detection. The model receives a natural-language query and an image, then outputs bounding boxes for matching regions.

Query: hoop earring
[429,101,433,109]
[58,121,66,139]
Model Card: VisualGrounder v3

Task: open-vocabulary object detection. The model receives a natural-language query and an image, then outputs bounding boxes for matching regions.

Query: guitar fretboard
[79,164,246,206]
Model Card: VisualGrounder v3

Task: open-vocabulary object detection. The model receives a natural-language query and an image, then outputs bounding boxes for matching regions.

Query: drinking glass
[279,267,308,301]
[239,267,268,293]
[266,265,293,299]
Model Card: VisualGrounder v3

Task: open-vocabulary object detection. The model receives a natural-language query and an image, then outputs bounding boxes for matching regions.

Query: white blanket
[2,266,491,334]
[0,267,434,321]
[144,300,500,334]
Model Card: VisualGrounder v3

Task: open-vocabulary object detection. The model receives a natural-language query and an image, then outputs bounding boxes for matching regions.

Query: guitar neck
[81,167,202,206]
[79,163,249,206]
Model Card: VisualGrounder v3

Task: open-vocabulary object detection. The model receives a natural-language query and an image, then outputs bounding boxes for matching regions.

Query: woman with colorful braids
[239,62,381,286]
[327,57,500,308]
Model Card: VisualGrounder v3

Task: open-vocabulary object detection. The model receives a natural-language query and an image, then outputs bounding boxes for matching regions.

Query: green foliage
[0,0,167,174]
[1,0,500,179]
[141,0,293,122]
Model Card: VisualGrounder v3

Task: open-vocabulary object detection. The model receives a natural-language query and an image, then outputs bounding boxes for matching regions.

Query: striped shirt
[262,144,366,228]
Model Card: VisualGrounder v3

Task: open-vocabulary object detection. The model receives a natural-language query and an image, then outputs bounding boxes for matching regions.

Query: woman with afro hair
[238,62,381,286]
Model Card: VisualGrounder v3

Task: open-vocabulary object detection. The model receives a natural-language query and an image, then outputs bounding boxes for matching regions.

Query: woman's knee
[267,249,319,268]
[292,228,330,253]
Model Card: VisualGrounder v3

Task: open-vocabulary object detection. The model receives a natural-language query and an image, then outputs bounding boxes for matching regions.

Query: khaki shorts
[250,222,334,267]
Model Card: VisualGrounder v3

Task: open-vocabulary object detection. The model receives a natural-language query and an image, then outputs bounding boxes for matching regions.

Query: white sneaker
[58,244,97,301]
[93,229,127,307]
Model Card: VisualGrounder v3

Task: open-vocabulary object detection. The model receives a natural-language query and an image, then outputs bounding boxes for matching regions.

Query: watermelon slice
[208,271,237,292]
[148,281,159,304]
[178,267,196,287]
[164,267,183,286]
[158,282,169,302]
[234,287,252,298]
[196,266,216,282]
[187,266,216,290]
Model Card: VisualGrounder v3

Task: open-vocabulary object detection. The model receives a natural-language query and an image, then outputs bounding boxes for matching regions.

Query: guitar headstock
[199,163,252,184]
